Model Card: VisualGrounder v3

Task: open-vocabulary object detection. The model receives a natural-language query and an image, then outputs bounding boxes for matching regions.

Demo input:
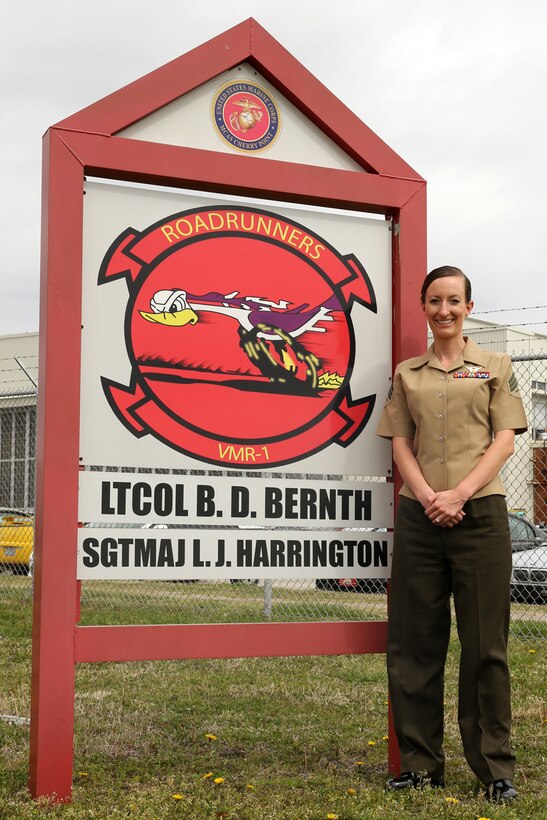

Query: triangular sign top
[54,18,422,180]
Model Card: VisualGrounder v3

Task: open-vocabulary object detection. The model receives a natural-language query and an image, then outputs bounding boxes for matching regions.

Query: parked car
[507,512,545,552]
[0,509,34,575]
[229,579,259,585]
[511,545,547,603]
[316,576,386,594]
[316,512,546,594]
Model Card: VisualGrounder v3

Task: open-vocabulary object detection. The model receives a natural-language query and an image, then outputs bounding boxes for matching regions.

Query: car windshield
[509,515,541,551]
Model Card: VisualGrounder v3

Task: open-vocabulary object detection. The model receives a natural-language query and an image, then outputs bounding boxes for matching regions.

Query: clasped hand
[424,489,468,528]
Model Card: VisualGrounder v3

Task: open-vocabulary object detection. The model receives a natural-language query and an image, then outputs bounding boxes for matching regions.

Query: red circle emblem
[99,207,377,468]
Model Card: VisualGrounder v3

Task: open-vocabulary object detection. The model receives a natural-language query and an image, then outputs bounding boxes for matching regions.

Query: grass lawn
[0,582,545,819]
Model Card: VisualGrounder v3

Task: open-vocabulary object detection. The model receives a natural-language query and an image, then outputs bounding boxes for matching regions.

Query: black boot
[485,779,517,801]
[386,771,445,791]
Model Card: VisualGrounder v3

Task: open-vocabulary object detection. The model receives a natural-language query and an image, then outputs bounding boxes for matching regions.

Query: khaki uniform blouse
[376,338,528,500]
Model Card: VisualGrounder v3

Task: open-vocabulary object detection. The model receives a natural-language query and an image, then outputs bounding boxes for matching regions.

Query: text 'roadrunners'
[159,210,325,259]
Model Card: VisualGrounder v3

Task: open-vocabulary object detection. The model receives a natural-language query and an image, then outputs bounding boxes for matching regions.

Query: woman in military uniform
[376,266,527,801]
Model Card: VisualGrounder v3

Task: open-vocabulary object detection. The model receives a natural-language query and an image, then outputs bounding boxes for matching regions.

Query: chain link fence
[500,354,547,637]
[1,342,546,640]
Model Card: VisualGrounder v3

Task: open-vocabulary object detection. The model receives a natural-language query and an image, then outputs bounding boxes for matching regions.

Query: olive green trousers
[387,495,515,784]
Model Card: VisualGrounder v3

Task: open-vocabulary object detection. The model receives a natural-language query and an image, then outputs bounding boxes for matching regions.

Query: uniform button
[440,375,446,380]
[439,436,444,442]
[438,392,444,397]
[439,458,445,464]
[437,413,444,419]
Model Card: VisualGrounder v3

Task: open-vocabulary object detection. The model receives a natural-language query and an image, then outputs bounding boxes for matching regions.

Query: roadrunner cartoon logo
[99,207,377,468]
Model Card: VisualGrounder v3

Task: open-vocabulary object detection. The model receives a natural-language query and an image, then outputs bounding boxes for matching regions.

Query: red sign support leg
[29,130,83,801]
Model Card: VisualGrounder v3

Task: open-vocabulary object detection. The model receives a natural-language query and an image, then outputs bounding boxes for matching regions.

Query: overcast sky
[1,0,545,337]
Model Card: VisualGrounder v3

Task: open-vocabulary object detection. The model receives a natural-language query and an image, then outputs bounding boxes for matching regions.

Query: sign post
[30,18,426,800]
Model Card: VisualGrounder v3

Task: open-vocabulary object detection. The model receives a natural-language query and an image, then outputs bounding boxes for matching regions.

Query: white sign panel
[79,471,393,528]
[80,183,392,476]
[77,527,392,581]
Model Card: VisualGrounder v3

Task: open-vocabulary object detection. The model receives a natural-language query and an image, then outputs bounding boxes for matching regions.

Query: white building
[0,332,38,510]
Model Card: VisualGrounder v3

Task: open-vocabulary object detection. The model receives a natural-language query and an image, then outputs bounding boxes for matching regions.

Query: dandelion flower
[246,784,255,790]
[205,733,218,740]
[214,777,225,784]
[367,741,376,747]
[382,736,389,741]
[202,772,213,779]
[78,772,88,777]
[347,787,356,795]
[355,761,364,766]
[528,649,536,654]
[327,814,338,819]
[384,700,389,705]
[445,796,459,804]
[477,817,491,820]
[171,794,184,800]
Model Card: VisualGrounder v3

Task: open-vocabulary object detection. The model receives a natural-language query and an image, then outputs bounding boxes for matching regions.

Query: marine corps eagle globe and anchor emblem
[211,80,281,153]
[98,206,377,468]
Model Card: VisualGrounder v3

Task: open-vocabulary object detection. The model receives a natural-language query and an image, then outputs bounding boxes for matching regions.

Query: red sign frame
[30,19,426,800]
